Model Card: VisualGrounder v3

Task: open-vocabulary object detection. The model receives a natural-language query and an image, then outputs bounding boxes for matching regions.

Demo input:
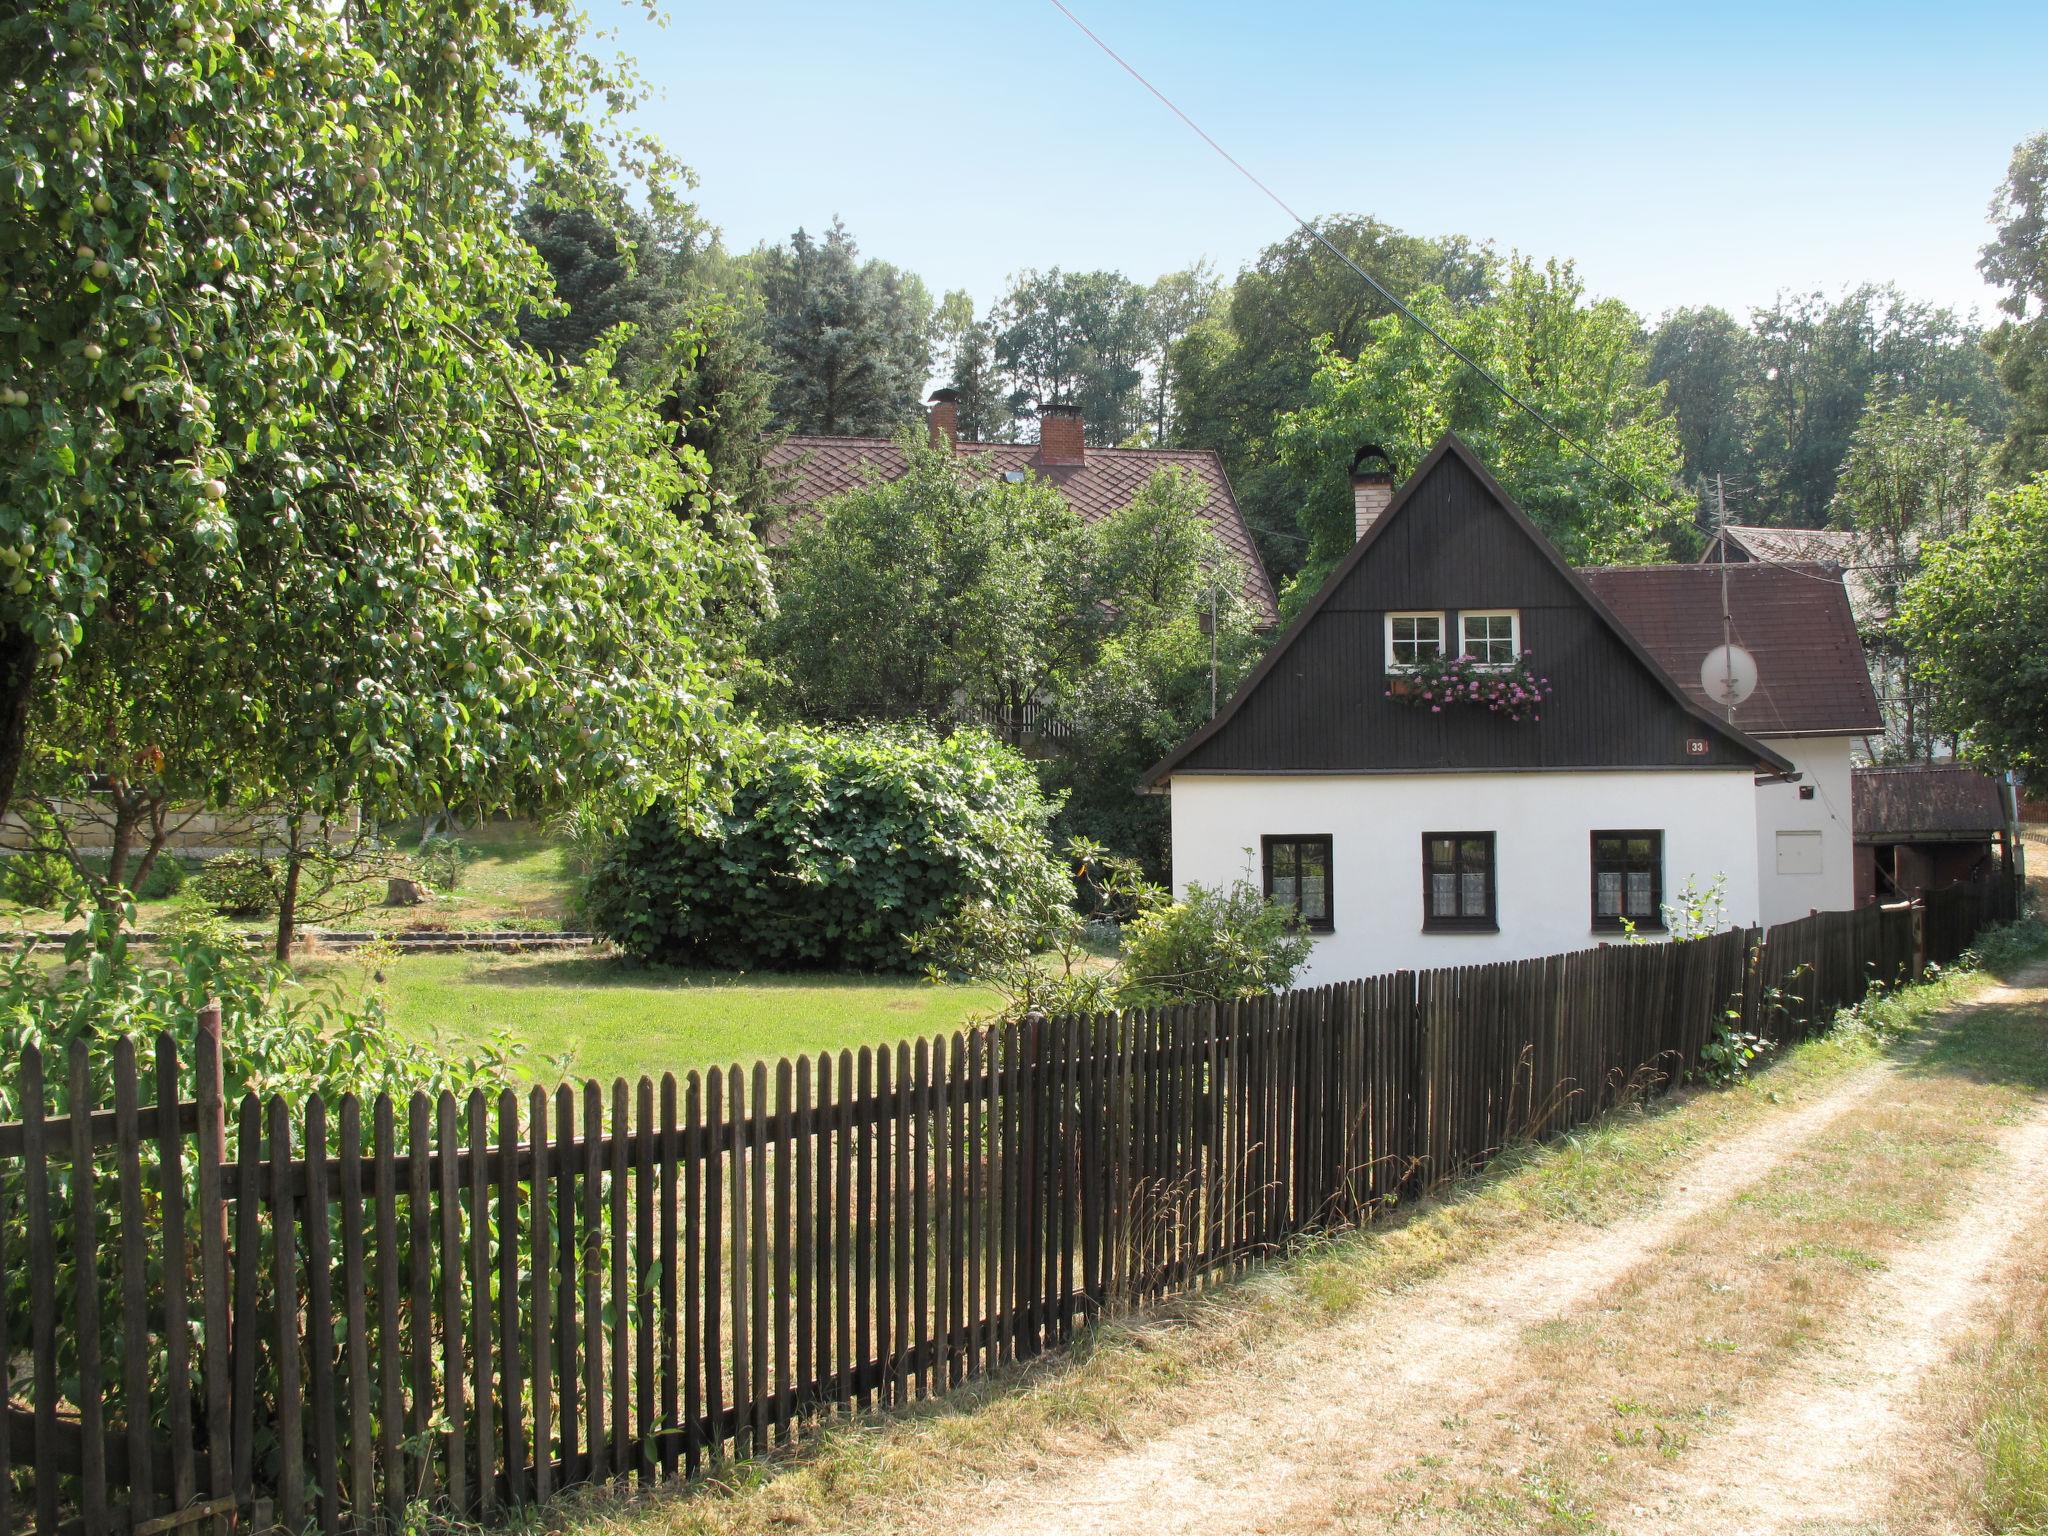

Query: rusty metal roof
[1854,763,2007,840]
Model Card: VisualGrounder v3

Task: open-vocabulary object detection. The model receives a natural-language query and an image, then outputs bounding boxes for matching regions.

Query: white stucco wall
[1168,770,1763,986]
[1753,735,1857,928]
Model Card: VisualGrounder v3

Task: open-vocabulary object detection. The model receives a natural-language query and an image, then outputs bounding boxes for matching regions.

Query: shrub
[0,849,190,909]
[910,838,1156,1022]
[193,852,279,917]
[418,835,472,894]
[0,848,88,909]
[134,855,188,901]
[584,726,1069,972]
[1117,877,1317,1008]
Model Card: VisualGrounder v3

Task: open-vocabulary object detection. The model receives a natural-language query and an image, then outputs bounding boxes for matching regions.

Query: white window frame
[1458,609,1521,670]
[1384,611,1446,673]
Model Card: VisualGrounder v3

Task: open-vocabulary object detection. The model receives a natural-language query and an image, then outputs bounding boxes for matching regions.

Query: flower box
[1383,650,1552,722]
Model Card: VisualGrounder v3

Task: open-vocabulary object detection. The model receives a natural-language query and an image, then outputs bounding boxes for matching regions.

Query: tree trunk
[126,795,173,902]
[99,787,141,913]
[0,623,43,827]
[274,817,307,965]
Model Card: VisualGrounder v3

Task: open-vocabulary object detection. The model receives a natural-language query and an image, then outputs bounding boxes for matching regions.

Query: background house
[764,396,1280,626]
[1581,561,1882,928]
[1145,434,1792,984]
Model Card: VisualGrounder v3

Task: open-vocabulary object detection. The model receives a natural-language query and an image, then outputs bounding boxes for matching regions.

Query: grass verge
[524,922,2045,1536]
[1972,1292,2048,1535]
[323,949,1002,1080]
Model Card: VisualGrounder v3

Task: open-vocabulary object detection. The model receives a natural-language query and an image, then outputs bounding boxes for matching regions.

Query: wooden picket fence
[1924,872,2023,968]
[0,879,2020,1536]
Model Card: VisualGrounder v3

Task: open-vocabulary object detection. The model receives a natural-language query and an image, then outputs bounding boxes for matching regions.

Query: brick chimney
[1350,444,1395,541]
[1034,403,1086,467]
[927,388,959,450]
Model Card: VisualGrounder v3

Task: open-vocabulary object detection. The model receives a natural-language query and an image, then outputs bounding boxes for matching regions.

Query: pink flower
[1430,705,1442,713]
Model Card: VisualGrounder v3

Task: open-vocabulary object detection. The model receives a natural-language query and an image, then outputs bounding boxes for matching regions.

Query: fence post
[1910,904,1927,981]
[191,998,237,1532]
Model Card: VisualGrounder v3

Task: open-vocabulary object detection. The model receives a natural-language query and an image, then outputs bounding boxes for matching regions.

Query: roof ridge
[1143,431,1795,786]
[1580,560,1844,575]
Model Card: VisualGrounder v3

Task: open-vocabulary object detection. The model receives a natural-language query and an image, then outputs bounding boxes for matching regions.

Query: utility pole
[1209,581,1220,718]
[1716,473,1736,724]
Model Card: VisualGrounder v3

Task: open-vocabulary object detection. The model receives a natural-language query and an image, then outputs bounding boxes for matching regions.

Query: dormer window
[1385,612,1445,671]
[1460,610,1520,668]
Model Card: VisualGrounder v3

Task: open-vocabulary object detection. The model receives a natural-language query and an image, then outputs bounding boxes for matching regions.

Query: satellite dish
[1700,644,1759,709]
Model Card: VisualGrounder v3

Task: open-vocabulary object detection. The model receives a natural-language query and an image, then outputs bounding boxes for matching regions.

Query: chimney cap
[1350,443,1396,482]
[929,386,959,404]
[1041,400,1084,420]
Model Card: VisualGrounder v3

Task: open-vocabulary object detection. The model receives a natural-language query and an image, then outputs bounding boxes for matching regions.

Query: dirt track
[886,964,2048,1536]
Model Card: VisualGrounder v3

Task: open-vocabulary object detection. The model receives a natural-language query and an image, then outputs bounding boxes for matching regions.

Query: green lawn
[1,816,583,935]
[324,949,1003,1081]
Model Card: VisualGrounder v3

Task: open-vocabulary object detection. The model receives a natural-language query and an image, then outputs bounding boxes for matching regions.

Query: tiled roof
[1703,524,1882,624]
[764,436,1280,624]
[1580,561,1883,737]
[1853,763,2007,839]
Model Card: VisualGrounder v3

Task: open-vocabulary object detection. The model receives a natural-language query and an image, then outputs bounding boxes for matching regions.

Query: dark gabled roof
[765,436,1280,624]
[1580,562,1883,738]
[1854,764,2008,841]
[1142,433,1794,787]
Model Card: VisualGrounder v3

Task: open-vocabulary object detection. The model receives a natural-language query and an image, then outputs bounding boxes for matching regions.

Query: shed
[1852,763,2015,905]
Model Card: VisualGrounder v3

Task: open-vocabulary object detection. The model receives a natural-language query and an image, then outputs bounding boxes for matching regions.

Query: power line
[1042,0,1669,511]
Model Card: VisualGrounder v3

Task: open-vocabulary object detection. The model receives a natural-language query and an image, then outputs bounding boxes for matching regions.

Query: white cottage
[1142,434,1857,986]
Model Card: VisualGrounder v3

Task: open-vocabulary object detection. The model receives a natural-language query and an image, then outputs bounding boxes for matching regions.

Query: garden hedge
[583,725,1067,972]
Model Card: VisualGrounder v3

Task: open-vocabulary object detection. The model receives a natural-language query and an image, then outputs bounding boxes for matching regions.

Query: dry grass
[1876,1206,2048,1536]
[1323,982,2048,1535]
[509,959,2038,1536]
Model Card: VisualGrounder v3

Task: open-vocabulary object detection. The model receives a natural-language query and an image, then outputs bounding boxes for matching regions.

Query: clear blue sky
[602,0,2044,323]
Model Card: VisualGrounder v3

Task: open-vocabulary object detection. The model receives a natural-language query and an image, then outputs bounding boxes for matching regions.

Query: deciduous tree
[1741,285,2006,526]
[0,0,759,878]
[756,433,1099,735]
[1981,131,2048,479]
[1272,257,1684,597]
[1169,214,1494,576]
[1829,397,1986,759]
[1895,475,2048,774]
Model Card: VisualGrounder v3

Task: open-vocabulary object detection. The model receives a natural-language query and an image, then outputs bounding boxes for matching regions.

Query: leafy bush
[418,836,472,894]
[0,903,528,1464]
[193,852,279,917]
[0,848,88,909]
[133,855,188,901]
[584,726,1069,972]
[913,844,1314,1024]
[1118,877,1318,1008]
[911,838,1158,1021]
[0,849,190,909]
[0,902,524,1115]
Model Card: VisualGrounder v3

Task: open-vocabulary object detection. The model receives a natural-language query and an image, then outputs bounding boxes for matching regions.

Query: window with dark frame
[1262,834,1334,932]
[1421,832,1496,931]
[1591,831,1663,931]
